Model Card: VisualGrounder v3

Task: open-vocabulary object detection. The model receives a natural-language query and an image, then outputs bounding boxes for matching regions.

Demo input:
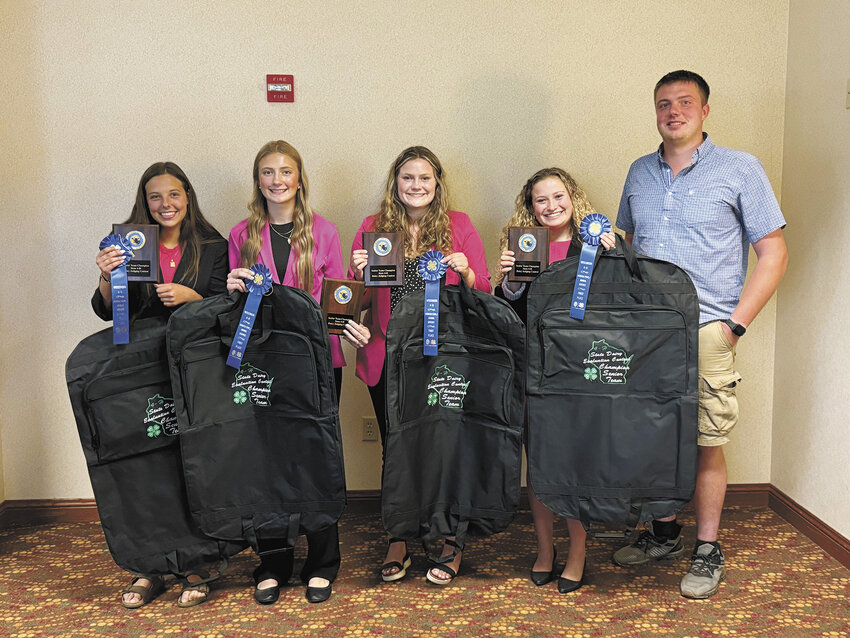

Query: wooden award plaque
[363,231,403,287]
[321,278,365,335]
[112,224,160,282]
[507,226,549,282]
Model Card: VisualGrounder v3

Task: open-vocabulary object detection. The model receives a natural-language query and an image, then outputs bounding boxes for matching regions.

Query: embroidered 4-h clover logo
[426,365,470,409]
[232,363,274,407]
[146,424,161,438]
[582,339,634,384]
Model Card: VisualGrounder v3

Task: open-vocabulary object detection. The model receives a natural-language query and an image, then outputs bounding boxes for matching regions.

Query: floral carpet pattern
[0,505,848,637]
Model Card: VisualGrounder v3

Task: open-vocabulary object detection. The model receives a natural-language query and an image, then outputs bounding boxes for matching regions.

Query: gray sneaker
[680,542,726,599]
[612,528,684,566]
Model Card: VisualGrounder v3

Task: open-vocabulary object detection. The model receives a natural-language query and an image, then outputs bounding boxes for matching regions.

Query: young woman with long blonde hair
[226,140,369,605]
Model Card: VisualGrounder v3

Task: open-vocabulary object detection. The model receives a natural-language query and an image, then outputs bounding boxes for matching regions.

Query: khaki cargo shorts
[698,321,742,447]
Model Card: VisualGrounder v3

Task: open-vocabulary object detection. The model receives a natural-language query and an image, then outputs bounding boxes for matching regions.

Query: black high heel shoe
[557,559,586,594]
[530,546,558,586]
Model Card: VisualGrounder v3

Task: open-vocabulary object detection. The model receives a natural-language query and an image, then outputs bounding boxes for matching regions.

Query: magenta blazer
[228,214,346,368]
[347,210,491,386]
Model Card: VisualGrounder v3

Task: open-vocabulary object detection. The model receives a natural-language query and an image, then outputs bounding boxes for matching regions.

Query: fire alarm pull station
[267,75,294,102]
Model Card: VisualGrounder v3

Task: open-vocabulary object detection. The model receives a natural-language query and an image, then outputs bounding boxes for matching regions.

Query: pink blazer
[228,214,346,368]
[347,210,491,386]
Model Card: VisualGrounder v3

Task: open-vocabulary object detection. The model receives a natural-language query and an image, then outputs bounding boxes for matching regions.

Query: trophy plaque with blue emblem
[321,278,365,335]
[508,226,549,282]
[112,224,159,282]
[363,231,403,287]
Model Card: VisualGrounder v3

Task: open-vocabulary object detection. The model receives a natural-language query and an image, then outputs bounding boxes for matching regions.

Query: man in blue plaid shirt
[613,70,788,599]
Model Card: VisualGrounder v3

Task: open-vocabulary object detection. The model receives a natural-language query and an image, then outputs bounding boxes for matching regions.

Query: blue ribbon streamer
[226,264,273,369]
[418,250,447,356]
[99,233,134,344]
[570,214,612,320]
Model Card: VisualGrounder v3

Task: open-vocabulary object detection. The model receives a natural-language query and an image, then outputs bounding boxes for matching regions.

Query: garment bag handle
[610,234,642,281]
[217,293,274,348]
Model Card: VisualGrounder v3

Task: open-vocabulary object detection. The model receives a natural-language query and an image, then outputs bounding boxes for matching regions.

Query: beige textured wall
[774,0,850,538]
[0,1,788,498]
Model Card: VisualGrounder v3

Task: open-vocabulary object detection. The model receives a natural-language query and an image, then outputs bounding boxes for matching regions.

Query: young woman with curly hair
[496,167,614,594]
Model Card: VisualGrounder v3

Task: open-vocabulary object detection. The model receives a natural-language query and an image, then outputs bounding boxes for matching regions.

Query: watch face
[725,319,745,336]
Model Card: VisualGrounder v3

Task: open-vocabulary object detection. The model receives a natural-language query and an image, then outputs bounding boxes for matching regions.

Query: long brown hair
[238,141,315,292]
[373,146,452,257]
[126,161,219,288]
[496,167,598,283]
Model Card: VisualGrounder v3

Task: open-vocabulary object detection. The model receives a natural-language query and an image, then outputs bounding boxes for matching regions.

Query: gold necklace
[161,244,180,268]
[269,223,294,243]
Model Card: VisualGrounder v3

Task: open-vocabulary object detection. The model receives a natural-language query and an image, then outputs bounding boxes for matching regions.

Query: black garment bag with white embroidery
[382,280,525,556]
[525,236,699,529]
[65,317,243,575]
[166,286,345,550]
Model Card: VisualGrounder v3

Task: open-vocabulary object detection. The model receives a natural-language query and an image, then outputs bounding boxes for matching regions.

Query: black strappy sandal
[426,538,462,585]
[380,537,411,582]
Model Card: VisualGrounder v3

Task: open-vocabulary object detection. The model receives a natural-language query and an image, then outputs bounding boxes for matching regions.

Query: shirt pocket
[682,189,728,227]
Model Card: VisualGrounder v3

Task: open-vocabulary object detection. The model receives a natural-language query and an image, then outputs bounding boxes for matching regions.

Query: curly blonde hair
[496,167,598,283]
[239,140,315,292]
[372,146,452,257]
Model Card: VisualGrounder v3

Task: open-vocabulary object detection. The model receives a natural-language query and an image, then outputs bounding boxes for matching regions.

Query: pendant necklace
[270,223,294,244]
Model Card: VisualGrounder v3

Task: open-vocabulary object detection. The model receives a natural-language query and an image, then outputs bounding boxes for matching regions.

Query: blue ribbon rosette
[99,233,135,344]
[226,264,273,369]
[569,213,612,320]
[417,250,447,356]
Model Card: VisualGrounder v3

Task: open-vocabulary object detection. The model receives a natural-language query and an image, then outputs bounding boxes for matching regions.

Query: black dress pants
[254,367,343,584]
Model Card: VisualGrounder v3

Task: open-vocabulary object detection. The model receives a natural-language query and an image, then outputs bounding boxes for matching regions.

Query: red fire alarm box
[267,75,294,102]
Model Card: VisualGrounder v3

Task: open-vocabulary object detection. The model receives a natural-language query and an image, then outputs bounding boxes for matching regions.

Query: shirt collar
[656,133,714,169]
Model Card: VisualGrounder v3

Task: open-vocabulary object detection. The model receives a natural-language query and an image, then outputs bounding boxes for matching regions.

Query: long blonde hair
[373,146,452,257]
[496,167,598,283]
[239,140,315,291]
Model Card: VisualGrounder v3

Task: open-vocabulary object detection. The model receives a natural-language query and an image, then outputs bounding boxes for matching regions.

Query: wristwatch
[723,318,746,337]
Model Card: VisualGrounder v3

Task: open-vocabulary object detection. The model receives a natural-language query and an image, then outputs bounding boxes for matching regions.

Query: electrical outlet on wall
[362,417,378,441]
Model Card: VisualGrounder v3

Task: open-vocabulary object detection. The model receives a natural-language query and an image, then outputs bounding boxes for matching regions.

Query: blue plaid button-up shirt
[616,134,786,324]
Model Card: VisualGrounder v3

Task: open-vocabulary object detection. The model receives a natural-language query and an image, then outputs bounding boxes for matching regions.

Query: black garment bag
[382,280,525,555]
[66,317,242,575]
[166,286,345,550]
[526,236,699,529]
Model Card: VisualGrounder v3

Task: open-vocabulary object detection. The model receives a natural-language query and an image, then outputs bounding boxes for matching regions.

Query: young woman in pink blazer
[349,145,491,586]
[227,140,369,605]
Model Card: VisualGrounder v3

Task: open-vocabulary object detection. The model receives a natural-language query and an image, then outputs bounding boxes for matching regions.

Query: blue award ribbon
[570,213,612,320]
[99,233,135,344]
[418,250,447,356]
[226,264,273,369]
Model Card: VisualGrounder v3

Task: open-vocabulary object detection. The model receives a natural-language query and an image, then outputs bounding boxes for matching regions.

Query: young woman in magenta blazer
[349,145,491,586]
[227,140,369,605]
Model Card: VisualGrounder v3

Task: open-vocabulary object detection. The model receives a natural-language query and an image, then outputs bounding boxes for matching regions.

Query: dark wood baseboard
[0,498,100,527]
[344,489,382,514]
[725,482,771,507]
[2,485,847,570]
[768,485,850,569]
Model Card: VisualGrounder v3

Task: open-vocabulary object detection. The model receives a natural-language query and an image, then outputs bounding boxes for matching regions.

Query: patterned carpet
[0,505,848,637]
